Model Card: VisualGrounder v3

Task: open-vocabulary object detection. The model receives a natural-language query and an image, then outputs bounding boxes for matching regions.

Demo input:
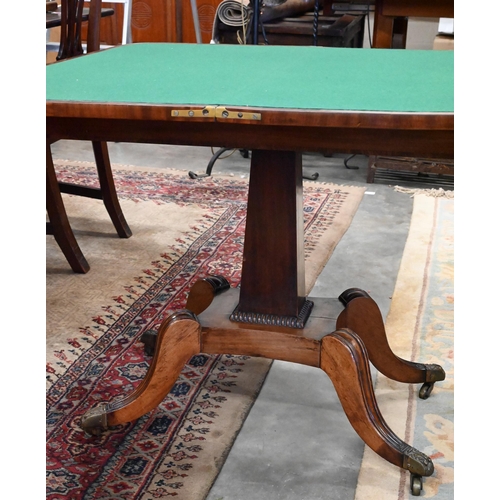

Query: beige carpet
[47,161,366,499]
[354,194,454,499]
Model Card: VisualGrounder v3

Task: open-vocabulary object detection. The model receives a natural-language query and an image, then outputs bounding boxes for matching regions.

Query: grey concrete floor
[50,141,452,499]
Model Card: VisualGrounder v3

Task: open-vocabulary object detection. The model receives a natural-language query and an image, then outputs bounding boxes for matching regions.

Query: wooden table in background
[372,0,453,48]
[46,1,58,12]
[324,0,454,48]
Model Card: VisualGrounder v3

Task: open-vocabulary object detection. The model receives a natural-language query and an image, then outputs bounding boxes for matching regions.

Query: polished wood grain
[81,310,201,434]
[336,288,446,385]
[46,107,454,160]
[46,102,454,131]
[80,282,438,482]
[321,329,434,477]
[185,275,230,315]
[238,150,306,318]
[199,289,342,367]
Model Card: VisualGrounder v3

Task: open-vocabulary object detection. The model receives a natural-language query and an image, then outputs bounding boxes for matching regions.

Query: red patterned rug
[46,161,366,499]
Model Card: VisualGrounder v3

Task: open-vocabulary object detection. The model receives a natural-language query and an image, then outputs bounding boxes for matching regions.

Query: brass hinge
[215,106,261,121]
[171,106,216,118]
[171,105,261,121]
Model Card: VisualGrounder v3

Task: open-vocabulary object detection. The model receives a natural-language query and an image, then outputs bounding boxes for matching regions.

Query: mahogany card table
[46,43,453,495]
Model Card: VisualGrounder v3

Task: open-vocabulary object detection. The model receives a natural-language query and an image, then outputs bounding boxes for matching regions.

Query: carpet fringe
[393,186,454,198]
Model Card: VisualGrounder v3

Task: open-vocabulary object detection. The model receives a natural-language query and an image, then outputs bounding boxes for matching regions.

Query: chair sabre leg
[92,141,132,238]
[46,143,90,273]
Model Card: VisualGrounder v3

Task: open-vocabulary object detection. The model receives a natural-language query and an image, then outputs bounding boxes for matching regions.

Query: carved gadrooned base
[229,299,314,329]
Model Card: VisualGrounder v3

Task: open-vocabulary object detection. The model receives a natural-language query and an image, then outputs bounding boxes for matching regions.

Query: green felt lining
[46,43,453,113]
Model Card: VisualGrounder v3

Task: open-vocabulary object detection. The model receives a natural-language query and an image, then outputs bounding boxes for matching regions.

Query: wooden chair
[46,0,132,273]
[46,0,133,56]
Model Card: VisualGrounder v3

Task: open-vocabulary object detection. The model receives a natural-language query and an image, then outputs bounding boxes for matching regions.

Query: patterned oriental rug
[46,161,366,499]
[354,194,454,499]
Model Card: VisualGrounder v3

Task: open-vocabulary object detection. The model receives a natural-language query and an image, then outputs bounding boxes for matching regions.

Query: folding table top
[46,43,454,114]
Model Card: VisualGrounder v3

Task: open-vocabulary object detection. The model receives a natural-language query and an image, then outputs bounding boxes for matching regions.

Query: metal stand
[189,147,318,181]
[344,154,360,169]
[189,148,248,179]
[252,0,260,44]
[190,0,202,43]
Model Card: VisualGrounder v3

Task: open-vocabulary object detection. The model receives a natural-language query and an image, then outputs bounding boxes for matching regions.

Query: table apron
[46,117,454,159]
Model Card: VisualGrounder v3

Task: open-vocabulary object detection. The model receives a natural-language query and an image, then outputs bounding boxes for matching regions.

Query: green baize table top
[46,43,453,114]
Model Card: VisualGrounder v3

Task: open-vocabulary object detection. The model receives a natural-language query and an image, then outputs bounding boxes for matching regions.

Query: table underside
[47,107,453,321]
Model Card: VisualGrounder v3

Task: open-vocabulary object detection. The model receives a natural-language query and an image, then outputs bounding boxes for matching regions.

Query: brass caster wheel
[80,402,109,436]
[419,381,435,400]
[83,429,101,438]
[410,474,423,496]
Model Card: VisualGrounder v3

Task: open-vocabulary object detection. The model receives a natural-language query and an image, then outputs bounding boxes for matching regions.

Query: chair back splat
[57,0,102,60]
